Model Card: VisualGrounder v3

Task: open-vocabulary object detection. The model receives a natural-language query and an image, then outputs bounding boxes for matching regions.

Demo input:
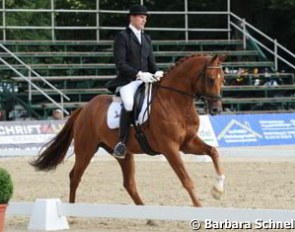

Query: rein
[156,84,195,98]
[139,63,222,129]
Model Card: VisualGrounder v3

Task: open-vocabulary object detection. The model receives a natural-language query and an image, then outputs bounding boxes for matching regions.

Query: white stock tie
[137,31,141,44]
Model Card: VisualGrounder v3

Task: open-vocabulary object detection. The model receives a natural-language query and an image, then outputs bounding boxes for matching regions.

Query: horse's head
[159,54,226,115]
[193,54,225,115]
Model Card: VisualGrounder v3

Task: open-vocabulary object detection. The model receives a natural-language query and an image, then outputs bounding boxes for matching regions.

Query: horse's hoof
[146,219,158,226]
[211,185,224,200]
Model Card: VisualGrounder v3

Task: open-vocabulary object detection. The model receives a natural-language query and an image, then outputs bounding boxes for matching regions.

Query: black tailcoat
[106,27,158,92]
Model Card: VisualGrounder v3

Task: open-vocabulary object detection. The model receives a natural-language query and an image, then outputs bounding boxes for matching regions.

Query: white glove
[136,71,156,83]
[154,70,164,80]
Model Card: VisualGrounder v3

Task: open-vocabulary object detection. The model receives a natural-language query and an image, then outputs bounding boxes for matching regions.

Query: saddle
[132,84,160,156]
[106,83,159,156]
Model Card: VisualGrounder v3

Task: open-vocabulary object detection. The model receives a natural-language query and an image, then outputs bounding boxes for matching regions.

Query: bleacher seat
[1,39,294,119]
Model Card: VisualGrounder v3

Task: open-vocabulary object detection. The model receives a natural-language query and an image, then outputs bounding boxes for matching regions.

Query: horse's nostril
[210,107,220,115]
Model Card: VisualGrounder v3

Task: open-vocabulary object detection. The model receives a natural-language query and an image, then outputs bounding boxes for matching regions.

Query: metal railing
[0,0,294,71]
[0,43,70,115]
[0,0,231,41]
[230,13,295,71]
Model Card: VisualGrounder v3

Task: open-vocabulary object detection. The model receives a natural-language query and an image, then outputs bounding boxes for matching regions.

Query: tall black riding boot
[113,107,132,159]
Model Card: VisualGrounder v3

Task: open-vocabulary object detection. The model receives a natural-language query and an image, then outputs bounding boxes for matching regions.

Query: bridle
[143,64,223,125]
[156,65,223,103]
[197,65,223,102]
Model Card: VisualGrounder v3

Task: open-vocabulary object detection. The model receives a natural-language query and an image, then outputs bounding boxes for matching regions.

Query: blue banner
[210,113,295,147]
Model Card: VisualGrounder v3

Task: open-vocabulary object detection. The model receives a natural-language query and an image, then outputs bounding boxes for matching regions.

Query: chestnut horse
[31,54,226,207]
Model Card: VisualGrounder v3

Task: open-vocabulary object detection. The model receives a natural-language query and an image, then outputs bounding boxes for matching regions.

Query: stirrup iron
[112,142,126,159]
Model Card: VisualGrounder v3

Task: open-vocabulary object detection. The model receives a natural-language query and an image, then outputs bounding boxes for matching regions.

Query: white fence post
[28,199,69,231]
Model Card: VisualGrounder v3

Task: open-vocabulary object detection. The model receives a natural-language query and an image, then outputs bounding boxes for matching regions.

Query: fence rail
[0,43,70,115]
[230,12,295,71]
[7,199,295,231]
[0,0,231,41]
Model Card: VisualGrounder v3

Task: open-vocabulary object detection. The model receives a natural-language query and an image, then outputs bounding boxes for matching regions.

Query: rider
[106,4,164,159]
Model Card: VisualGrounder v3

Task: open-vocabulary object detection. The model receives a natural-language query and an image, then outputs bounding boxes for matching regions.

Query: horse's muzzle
[209,106,222,115]
[208,100,222,115]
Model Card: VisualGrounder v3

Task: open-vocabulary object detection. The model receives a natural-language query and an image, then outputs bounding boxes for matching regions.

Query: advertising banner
[0,120,65,152]
[210,113,295,147]
[0,116,218,155]
[198,115,218,147]
[1,113,295,156]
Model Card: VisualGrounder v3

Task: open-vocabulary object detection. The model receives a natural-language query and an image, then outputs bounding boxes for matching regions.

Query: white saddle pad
[107,92,151,129]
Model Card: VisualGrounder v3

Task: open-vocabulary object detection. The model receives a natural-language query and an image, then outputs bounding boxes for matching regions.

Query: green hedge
[0,168,13,204]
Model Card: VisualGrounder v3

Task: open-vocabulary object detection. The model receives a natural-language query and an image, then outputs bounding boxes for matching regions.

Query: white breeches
[119,80,143,111]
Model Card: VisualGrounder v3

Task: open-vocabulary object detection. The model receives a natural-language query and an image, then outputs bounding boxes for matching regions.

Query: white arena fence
[6,198,295,231]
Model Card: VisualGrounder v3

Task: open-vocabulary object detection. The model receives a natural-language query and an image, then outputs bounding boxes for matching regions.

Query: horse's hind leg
[116,153,144,205]
[69,141,97,203]
[182,135,225,199]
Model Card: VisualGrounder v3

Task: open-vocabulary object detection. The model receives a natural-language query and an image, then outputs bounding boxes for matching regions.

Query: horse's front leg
[116,153,144,205]
[163,149,202,207]
[182,135,225,200]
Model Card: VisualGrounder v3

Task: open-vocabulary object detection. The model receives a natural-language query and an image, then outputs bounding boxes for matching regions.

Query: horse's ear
[210,54,227,64]
[210,54,219,63]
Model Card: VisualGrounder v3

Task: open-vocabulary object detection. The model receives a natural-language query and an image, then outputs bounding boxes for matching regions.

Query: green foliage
[269,0,295,10]
[1,0,295,51]
[0,168,13,204]
[5,0,50,8]
[4,1,51,40]
[266,0,295,53]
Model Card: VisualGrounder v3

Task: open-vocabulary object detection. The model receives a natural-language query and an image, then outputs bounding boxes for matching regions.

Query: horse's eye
[208,77,216,85]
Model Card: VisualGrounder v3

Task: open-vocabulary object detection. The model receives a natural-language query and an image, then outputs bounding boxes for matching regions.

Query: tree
[231,0,295,53]
[4,1,51,41]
